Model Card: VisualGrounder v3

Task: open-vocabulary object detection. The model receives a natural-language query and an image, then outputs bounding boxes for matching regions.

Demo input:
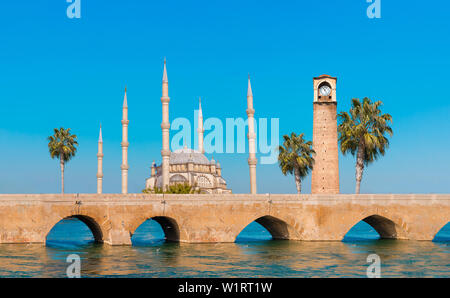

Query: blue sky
[0,0,449,194]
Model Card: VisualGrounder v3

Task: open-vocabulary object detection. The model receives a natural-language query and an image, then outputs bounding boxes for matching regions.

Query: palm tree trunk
[355,143,365,194]
[60,154,65,194]
[294,167,302,194]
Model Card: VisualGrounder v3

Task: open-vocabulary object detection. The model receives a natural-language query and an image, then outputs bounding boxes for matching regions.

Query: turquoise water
[0,219,448,278]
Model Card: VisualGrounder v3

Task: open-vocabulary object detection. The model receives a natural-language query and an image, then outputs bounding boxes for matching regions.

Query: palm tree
[338,97,393,194]
[48,128,78,194]
[278,132,315,194]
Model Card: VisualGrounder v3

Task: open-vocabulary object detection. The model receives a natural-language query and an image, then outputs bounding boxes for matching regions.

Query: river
[0,219,448,277]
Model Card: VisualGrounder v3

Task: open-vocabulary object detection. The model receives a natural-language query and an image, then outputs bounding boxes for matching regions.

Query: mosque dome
[170,147,210,165]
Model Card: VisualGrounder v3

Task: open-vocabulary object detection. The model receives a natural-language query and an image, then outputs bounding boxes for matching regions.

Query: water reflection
[0,219,448,277]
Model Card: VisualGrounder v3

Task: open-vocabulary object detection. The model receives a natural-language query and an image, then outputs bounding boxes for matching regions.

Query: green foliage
[47,127,78,163]
[142,183,200,194]
[278,132,315,178]
[338,97,393,165]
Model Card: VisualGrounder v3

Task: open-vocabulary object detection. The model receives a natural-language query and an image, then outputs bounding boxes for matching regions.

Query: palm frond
[47,127,79,163]
[278,132,315,179]
[338,97,393,166]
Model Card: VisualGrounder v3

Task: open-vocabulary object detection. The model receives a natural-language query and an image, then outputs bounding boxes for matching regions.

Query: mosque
[145,146,230,194]
[96,59,253,194]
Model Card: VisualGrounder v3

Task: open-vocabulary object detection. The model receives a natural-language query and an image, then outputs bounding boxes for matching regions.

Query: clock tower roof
[314,74,337,81]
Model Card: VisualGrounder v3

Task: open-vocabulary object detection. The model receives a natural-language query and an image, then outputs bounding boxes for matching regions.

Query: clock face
[319,85,331,96]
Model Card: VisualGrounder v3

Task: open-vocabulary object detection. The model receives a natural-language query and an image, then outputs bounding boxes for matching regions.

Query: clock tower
[311,75,340,194]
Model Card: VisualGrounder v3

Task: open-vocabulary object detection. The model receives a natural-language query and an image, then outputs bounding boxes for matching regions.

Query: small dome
[216,162,221,168]
[170,148,210,165]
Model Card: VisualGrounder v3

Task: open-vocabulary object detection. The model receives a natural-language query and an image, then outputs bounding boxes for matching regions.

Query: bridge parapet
[0,193,448,203]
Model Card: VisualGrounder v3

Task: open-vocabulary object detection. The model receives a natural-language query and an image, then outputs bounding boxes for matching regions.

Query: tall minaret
[161,59,171,190]
[198,97,204,154]
[97,125,103,194]
[247,75,257,194]
[121,87,129,194]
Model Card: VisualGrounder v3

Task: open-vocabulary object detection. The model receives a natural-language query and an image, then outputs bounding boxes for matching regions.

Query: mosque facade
[97,59,258,194]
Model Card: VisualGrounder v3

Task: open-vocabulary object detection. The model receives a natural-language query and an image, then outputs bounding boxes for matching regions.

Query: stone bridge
[0,194,448,245]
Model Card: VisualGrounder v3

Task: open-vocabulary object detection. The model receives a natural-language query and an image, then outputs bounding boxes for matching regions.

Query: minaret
[161,59,171,190]
[198,97,204,154]
[216,162,222,177]
[247,75,257,194]
[97,125,103,194]
[210,156,216,173]
[121,87,129,194]
[151,161,156,178]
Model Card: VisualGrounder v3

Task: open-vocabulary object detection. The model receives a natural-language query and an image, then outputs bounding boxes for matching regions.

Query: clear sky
[0,0,449,194]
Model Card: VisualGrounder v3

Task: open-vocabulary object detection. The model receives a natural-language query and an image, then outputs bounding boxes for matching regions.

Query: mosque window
[197,176,212,188]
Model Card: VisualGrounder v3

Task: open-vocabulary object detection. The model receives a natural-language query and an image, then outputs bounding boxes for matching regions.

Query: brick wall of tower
[311,102,340,194]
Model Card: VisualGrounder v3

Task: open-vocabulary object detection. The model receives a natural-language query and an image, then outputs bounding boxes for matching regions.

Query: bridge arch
[343,214,403,240]
[131,216,181,242]
[46,215,104,244]
[235,215,296,241]
[433,222,450,242]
